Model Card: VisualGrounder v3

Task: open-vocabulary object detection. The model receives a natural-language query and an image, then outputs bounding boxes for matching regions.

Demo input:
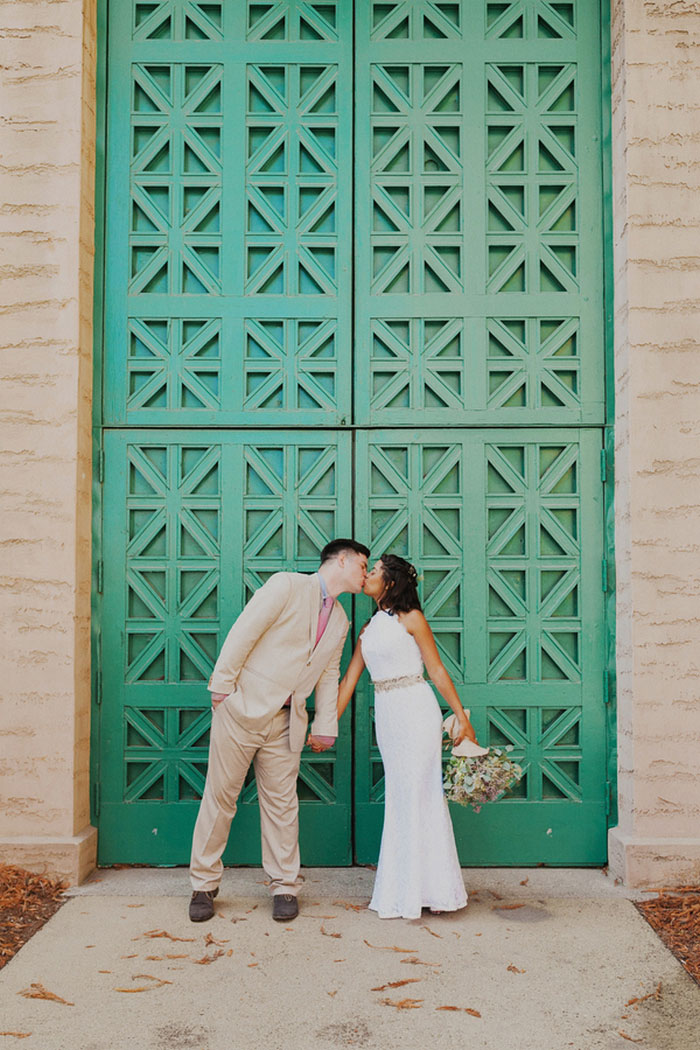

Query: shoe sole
[272,908,298,922]
[189,910,214,922]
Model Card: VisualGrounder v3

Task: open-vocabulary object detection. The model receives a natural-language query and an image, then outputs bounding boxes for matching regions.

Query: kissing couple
[188,537,482,924]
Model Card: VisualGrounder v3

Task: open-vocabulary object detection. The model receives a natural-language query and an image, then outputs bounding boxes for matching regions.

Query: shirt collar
[317,572,332,602]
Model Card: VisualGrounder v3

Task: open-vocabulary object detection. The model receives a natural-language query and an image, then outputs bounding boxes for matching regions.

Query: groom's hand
[306,733,335,753]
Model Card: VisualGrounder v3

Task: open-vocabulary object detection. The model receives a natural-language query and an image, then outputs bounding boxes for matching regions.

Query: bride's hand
[453,714,478,747]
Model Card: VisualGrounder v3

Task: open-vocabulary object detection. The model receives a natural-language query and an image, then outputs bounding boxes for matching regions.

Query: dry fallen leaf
[618,1032,642,1043]
[436,1006,461,1011]
[121,954,138,959]
[126,904,144,908]
[333,900,366,912]
[0,1034,32,1040]
[421,925,442,938]
[507,964,525,974]
[333,959,345,963]
[520,877,529,885]
[371,979,421,991]
[465,1008,482,1018]
[114,974,172,993]
[193,950,225,965]
[380,998,423,1010]
[141,929,194,942]
[327,990,337,997]
[18,983,73,1006]
[204,933,229,947]
[98,970,112,974]
[400,956,439,967]
[248,963,258,968]
[364,939,417,953]
[492,903,526,911]
[320,925,342,939]
[625,983,662,1009]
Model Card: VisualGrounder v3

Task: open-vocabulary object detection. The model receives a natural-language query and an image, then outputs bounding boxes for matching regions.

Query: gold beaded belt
[372,673,425,693]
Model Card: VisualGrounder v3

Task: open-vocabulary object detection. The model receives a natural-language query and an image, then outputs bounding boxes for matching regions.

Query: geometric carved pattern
[128,318,221,410]
[371,63,463,294]
[134,1,224,40]
[486,441,581,682]
[487,317,579,411]
[244,319,338,412]
[246,64,339,295]
[371,1,462,40]
[124,707,210,802]
[247,1,339,41]
[126,443,220,682]
[370,318,465,414]
[131,64,222,294]
[487,63,577,293]
[487,706,583,802]
[367,440,465,679]
[243,442,341,596]
[486,1,576,40]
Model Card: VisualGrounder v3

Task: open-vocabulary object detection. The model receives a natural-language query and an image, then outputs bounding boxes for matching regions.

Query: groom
[188,538,369,922]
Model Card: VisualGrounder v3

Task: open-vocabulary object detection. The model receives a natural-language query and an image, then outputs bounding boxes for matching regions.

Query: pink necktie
[315,595,334,647]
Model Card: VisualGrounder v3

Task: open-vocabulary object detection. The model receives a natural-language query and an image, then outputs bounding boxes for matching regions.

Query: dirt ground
[0,865,66,971]
[636,888,700,988]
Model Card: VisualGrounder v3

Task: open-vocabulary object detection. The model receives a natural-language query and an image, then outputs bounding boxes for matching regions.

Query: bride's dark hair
[377,553,422,614]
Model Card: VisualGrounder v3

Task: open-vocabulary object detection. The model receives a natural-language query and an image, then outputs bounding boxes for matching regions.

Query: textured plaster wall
[0,0,97,881]
[610,0,700,885]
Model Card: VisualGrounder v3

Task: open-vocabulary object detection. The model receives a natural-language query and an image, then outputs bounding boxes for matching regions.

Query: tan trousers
[189,699,303,896]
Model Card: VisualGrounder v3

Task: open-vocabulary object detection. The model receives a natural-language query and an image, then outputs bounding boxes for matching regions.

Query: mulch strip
[636,887,700,987]
[0,865,67,971]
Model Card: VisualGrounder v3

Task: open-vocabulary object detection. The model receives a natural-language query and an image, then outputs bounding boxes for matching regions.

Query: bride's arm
[401,609,479,747]
[337,634,367,719]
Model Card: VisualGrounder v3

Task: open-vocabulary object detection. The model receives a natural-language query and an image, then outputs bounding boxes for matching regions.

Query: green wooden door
[96,1,356,864]
[96,0,610,865]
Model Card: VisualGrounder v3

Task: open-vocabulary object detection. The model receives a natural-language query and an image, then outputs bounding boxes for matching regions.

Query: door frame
[90,0,616,863]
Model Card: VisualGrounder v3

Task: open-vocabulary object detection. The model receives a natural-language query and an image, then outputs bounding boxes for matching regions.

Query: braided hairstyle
[377,553,422,615]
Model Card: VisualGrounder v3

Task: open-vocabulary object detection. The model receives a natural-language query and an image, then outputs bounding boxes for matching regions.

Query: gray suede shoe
[272,894,298,921]
[188,887,219,922]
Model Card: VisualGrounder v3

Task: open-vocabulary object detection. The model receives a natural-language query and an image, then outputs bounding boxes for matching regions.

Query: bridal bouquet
[443,747,523,813]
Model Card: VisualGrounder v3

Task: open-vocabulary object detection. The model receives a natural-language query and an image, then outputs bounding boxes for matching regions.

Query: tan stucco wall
[609,0,700,886]
[0,0,97,882]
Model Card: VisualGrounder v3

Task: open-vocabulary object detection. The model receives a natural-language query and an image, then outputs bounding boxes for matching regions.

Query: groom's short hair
[320,538,370,563]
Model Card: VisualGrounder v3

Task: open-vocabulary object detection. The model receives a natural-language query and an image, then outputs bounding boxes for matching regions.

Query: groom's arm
[208,573,292,695]
[307,625,349,746]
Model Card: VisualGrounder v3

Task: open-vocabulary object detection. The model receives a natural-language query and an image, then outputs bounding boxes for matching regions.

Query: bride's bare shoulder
[396,608,427,632]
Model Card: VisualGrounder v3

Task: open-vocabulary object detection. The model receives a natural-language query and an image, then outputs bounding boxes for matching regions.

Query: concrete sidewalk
[1,868,698,1050]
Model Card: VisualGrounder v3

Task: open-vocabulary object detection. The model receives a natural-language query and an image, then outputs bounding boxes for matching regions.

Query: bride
[337,553,482,920]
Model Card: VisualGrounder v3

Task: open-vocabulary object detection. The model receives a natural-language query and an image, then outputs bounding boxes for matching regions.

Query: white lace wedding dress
[361,610,468,919]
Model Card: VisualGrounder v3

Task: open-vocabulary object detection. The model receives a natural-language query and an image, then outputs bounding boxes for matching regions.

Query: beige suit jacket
[208,572,349,752]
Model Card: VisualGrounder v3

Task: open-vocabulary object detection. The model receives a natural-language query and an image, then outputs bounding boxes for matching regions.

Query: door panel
[353,428,607,864]
[98,430,353,864]
[353,0,605,427]
[103,0,354,428]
